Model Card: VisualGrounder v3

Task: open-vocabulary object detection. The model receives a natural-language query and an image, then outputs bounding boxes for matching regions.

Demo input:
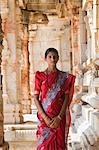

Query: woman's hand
[49,116,61,128]
[44,116,51,127]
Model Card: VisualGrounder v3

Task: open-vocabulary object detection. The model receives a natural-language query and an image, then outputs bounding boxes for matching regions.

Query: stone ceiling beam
[18,0,82,20]
[18,0,57,12]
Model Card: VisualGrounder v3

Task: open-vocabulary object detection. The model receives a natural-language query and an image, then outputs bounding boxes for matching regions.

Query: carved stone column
[1,0,22,124]
[84,3,92,61]
[21,25,30,114]
[79,10,87,63]
[71,9,80,69]
[28,25,37,99]
[92,0,99,63]
[28,26,37,114]
[0,13,9,150]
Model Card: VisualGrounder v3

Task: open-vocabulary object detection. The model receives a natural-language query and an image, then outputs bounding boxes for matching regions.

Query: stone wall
[70,0,99,149]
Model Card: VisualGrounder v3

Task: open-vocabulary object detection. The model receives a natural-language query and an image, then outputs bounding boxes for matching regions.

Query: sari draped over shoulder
[34,70,75,150]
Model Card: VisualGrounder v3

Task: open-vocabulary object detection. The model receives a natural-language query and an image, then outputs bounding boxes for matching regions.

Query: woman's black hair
[45,48,59,58]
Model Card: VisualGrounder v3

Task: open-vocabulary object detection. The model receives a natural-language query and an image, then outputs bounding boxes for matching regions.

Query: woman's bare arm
[49,93,69,128]
[34,95,51,125]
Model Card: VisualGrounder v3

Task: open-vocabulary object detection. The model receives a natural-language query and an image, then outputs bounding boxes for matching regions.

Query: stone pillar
[84,11,92,61]
[28,26,37,107]
[92,0,99,62]
[21,25,31,114]
[0,13,9,150]
[71,11,80,71]
[79,10,87,63]
[1,0,22,124]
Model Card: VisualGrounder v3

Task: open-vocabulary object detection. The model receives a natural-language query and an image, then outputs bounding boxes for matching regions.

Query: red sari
[34,70,75,150]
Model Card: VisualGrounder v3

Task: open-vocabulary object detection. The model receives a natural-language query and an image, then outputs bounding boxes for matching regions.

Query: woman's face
[45,52,59,67]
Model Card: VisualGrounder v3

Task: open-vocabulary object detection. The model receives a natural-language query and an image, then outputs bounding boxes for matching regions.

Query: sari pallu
[34,71,75,150]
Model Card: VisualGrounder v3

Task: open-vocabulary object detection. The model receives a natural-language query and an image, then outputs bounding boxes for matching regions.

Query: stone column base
[0,142,9,150]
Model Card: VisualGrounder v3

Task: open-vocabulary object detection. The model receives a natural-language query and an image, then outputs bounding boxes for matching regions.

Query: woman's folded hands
[44,116,61,128]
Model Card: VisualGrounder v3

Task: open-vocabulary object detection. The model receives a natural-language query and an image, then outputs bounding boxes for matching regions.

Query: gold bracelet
[57,115,62,120]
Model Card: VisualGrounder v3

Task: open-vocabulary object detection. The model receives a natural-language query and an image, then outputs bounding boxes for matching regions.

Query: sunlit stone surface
[0,0,99,150]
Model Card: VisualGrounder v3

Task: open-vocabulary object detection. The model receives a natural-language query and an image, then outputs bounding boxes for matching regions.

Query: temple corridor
[0,0,99,150]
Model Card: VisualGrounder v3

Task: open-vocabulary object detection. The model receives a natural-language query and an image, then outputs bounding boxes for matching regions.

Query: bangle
[57,115,62,120]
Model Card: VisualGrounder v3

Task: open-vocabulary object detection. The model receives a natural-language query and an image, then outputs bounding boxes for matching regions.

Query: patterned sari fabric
[34,70,75,150]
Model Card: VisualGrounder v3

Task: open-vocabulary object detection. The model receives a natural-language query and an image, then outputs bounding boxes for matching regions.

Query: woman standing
[34,48,75,150]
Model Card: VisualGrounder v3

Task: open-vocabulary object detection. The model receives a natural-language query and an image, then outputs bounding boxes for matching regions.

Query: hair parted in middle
[45,48,59,59]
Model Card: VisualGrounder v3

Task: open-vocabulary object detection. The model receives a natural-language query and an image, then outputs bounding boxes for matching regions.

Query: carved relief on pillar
[79,10,87,63]
[64,1,82,69]
[1,0,18,104]
[71,65,99,150]
[83,2,93,60]
[69,3,84,70]
[28,24,38,107]
[74,66,84,87]
[82,61,99,107]
[21,24,31,114]
[71,13,80,66]
[0,13,9,150]
[85,2,93,30]
[1,1,23,124]
[84,14,91,60]
[93,0,99,61]
[1,2,9,105]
